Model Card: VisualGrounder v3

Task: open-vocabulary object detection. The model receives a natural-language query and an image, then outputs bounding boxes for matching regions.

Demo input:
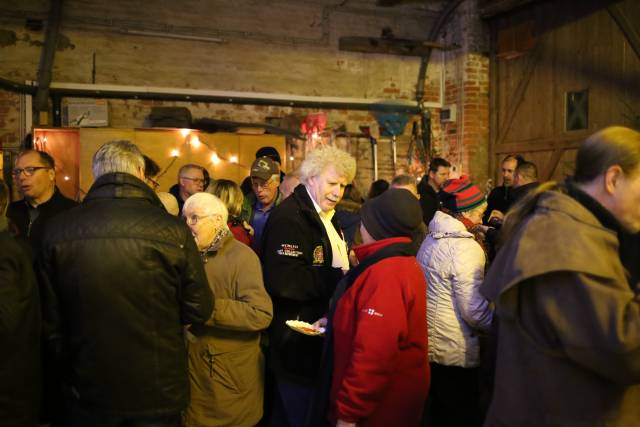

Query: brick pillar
[427,0,490,187]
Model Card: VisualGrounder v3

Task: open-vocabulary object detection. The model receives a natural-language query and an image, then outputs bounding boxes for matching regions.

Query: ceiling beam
[339,36,458,57]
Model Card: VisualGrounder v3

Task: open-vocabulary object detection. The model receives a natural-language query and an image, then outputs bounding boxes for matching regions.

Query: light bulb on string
[170,149,180,158]
[229,155,238,164]
[210,153,220,165]
[180,129,190,138]
[190,135,201,148]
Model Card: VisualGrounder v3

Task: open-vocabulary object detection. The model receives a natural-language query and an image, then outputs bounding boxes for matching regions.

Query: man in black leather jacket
[37,140,213,427]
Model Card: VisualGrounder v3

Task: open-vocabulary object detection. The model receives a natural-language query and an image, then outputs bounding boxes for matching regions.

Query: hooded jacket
[329,237,429,426]
[417,211,492,367]
[480,188,640,427]
[37,172,213,416]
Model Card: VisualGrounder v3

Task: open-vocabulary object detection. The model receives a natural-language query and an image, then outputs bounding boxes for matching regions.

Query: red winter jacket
[329,237,430,426]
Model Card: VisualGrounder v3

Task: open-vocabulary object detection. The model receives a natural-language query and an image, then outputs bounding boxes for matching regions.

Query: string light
[170,149,180,157]
[210,153,221,165]
[229,155,238,163]
[289,156,294,161]
[190,135,201,148]
[180,129,190,137]
[64,176,70,181]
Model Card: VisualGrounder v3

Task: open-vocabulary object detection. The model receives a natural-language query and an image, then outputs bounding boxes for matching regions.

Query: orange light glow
[180,129,190,137]
[229,155,238,163]
[210,153,220,164]
[170,149,180,157]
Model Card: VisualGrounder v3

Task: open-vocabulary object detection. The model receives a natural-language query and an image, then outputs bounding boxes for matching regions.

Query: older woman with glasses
[182,192,273,427]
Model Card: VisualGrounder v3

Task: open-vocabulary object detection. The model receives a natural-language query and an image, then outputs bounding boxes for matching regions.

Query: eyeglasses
[251,178,275,189]
[181,176,205,185]
[12,166,51,177]
[183,214,213,226]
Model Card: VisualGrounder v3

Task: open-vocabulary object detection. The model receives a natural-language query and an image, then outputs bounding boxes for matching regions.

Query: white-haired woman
[182,192,273,427]
[417,176,493,427]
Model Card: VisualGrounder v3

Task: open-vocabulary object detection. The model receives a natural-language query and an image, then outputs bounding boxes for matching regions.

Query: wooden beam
[494,137,583,154]
[608,3,640,61]
[479,0,538,19]
[34,0,63,125]
[496,42,542,148]
[339,37,458,57]
[543,148,565,181]
[489,22,500,181]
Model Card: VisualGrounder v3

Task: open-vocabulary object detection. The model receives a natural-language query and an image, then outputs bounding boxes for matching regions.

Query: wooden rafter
[496,41,542,148]
[543,148,566,181]
[608,3,640,61]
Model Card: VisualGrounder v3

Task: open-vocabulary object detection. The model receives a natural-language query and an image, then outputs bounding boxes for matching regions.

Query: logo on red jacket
[362,308,383,317]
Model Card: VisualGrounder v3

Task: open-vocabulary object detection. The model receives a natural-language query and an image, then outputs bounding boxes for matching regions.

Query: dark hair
[391,174,416,187]
[0,179,8,215]
[574,126,640,183]
[428,157,451,173]
[17,149,55,169]
[515,161,538,181]
[503,154,525,168]
[368,179,389,199]
[343,183,364,203]
[143,155,160,178]
[256,146,281,164]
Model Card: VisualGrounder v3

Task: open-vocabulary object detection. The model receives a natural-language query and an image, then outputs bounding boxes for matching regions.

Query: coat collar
[84,172,163,209]
[353,236,411,261]
[428,210,474,239]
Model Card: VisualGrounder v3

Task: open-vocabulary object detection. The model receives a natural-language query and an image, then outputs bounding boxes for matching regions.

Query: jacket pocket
[202,344,257,395]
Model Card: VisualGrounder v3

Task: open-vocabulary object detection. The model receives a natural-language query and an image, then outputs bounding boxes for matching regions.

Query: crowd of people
[1,125,640,427]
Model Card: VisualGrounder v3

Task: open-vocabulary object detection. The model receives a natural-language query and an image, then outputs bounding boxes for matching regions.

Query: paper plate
[286,320,325,336]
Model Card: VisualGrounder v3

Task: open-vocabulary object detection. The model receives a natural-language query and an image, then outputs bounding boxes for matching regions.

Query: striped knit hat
[440,176,485,213]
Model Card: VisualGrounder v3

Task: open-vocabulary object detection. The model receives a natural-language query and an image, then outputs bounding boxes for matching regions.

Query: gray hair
[92,140,145,179]
[183,192,229,224]
[300,146,356,184]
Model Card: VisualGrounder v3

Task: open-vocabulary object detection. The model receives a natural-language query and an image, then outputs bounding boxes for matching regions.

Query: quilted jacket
[417,210,492,367]
[37,172,213,416]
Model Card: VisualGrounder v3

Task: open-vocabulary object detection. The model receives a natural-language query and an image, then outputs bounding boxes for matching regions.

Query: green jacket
[184,232,273,427]
[481,187,640,427]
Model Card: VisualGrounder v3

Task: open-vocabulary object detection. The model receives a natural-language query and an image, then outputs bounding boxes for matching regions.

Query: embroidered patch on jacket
[361,308,383,318]
[277,243,303,257]
[312,245,324,265]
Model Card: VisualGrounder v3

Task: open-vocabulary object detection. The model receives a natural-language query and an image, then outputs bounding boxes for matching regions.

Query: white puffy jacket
[417,211,493,368]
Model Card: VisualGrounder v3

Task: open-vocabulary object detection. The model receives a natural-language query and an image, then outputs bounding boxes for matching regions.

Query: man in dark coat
[511,160,539,205]
[417,157,450,227]
[261,145,356,426]
[481,127,640,427]
[0,179,41,427]
[6,149,77,255]
[482,154,523,224]
[37,140,213,427]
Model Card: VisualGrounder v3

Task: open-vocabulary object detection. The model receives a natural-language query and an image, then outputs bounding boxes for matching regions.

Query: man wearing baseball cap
[241,156,282,254]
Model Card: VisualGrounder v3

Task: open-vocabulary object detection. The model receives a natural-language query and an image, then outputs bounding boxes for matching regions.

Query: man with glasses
[6,149,77,255]
[169,163,207,215]
[241,156,282,254]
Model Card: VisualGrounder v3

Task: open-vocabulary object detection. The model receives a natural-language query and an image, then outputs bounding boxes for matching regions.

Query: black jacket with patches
[37,172,213,417]
[261,184,343,385]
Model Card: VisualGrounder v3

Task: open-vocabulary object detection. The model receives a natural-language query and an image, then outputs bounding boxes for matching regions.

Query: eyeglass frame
[12,166,52,177]
[183,213,215,226]
[251,176,277,190]
[180,175,206,185]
